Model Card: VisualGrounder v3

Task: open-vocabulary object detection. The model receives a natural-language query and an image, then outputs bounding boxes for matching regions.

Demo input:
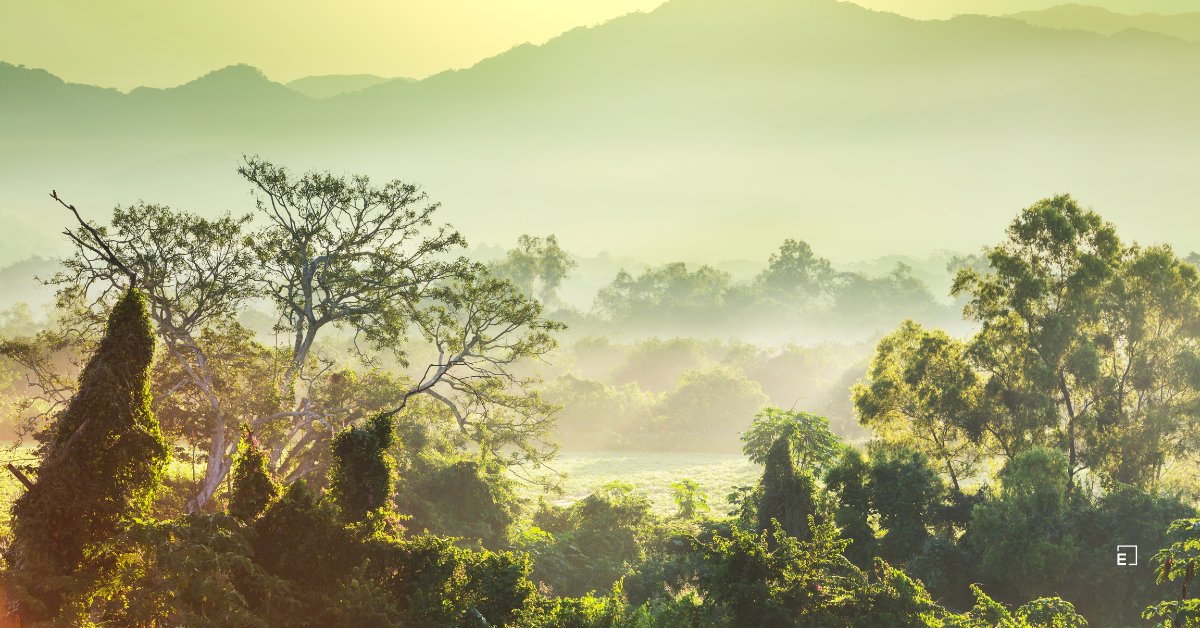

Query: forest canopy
[1,173,1198,627]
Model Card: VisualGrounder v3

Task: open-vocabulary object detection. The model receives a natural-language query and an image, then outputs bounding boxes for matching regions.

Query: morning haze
[2,0,1200,268]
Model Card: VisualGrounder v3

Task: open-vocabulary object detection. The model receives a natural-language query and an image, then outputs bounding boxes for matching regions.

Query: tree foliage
[228,426,280,523]
[854,320,982,491]
[329,413,396,523]
[741,406,841,471]
[756,435,821,540]
[5,289,169,620]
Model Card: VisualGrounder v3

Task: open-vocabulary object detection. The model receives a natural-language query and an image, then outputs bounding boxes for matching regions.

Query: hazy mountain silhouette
[2,0,1200,267]
[286,74,407,99]
[1008,4,1200,40]
[863,0,1200,19]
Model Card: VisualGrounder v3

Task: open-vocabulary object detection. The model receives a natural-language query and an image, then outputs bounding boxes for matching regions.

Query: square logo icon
[1116,545,1138,566]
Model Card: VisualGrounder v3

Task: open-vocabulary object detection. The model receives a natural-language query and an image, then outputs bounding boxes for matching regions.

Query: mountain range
[1008,4,1200,39]
[2,0,1200,270]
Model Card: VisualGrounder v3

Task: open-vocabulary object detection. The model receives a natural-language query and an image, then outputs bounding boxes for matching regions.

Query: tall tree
[6,289,169,621]
[756,435,820,541]
[38,161,565,510]
[741,406,841,473]
[953,194,1200,490]
[48,199,265,512]
[953,194,1122,490]
[853,320,982,491]
[1083,244,1200,488]
[241,159,563,485]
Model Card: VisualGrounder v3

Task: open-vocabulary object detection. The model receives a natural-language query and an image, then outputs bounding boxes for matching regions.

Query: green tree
[1144,518,1200,628]
[48,199,267,513]
[669,478,710,519]
[1083,244,1200,488]
[953,194,1121,489]
[5,289,169,620]
[954,195,1200,491]
[329,412,396,522]
[868,444,944,564]
[854,320,982,491]
[228,426,280,522]
[756,435,821,540]
[824,447,876,567]
[741,406,841,472]
[968,447,1081,602]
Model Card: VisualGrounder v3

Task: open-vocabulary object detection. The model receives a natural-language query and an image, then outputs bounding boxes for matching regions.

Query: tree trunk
[186,419,229,513]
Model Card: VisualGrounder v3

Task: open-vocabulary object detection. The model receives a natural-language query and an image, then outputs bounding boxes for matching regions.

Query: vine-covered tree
[5,289,169,620]
[46,199,268,513]
[329,413,395,522]
[756,435,820,540]
[228,426,280,522]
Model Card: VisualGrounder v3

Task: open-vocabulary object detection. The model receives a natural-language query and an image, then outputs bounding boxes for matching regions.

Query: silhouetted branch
[51,190,137,285]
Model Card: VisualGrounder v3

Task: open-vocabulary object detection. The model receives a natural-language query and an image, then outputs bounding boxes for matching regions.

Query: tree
[329,413,396,522]
[854,320,983,491]
[1144,518,1200,628]
[867,445,944,564]
[669,479,710,519]
[953,194,1200,491]
[491,234,577,304]
[756,436,821,540]
[1083,244,1200,488]
[967,447,1081,602]
[228,426,280,522]
[754,238,837,310]
[41,161,565,510]
[824,447,876,567]
[47,198,268,513]
[593,262,732,333]
[5,289,169,621]
[741,406,841,472]
[654,367,767,451]
[833,263,942,328]
[243,158,563,486]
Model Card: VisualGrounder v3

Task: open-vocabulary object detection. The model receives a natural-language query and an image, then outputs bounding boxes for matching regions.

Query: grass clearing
[521,450,761,516]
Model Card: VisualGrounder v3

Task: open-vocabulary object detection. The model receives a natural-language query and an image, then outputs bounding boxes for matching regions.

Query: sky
[0,0,667,90]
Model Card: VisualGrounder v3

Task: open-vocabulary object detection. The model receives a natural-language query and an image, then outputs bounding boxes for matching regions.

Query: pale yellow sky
[0,1,669,90]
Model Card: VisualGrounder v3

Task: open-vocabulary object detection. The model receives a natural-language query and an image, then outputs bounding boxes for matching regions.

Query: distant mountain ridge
[286,74,409,99]
[2,0,1200,268]
[1007,4,1200,40]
